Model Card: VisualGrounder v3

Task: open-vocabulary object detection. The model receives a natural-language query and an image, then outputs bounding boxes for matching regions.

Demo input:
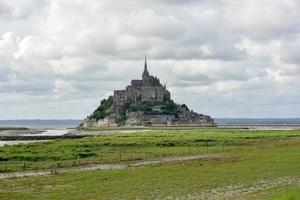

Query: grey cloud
[0,0,300,119]
[0,2,11,19]
[0,0,48,20]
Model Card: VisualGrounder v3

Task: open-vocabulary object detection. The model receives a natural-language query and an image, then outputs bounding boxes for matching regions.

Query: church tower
[142,56,149,79]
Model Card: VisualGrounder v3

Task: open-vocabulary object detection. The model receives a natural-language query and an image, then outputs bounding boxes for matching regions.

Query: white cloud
[0,0,300,119]
[127,9,186,39]
[0,32,19,56]
[53,80,77,99]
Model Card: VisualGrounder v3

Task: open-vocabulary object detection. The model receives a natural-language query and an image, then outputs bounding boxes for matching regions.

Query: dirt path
[164,176,300,200]
[0,153,226,180]
[1,154,299,199]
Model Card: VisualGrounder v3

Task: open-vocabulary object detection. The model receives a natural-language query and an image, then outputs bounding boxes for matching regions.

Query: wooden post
[4,161,7,172]
[206,142,209,153]
[77,155,80,164]
[119,151,121,162]
[23,160,26,171]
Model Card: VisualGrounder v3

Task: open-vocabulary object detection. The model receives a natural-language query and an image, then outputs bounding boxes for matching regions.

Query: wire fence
[0,144,257,173]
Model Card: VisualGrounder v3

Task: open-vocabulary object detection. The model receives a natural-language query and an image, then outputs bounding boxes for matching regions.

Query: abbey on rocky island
[113,57,170,113]
[83,57,214,127]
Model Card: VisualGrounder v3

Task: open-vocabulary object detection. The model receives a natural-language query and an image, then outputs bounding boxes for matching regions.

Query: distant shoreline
[0,118,300,129]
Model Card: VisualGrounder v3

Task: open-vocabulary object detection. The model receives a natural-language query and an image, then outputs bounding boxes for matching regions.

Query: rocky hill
[83,58,214,127]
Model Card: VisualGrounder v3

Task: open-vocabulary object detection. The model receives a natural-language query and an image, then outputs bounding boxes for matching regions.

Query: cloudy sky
[0,0,299,119]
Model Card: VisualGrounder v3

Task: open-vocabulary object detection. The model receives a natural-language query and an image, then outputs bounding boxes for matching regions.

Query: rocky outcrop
[83,58,215,127]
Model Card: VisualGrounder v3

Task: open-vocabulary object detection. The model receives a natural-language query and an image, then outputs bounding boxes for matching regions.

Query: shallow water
[0,140,49,147]
[0,129,72,146]
[20,129,72,136]
[218,124,300,130]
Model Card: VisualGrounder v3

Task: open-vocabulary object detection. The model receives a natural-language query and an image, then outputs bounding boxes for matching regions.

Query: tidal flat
[0,128,300,199]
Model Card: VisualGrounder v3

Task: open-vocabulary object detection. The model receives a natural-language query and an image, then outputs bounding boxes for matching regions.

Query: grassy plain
[267,188,300,200]
[0,127,28,131]
[1,128,300,171]
[0,128,300,199]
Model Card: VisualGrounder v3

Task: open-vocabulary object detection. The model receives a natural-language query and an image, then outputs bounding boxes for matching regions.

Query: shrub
[90,96,113,120]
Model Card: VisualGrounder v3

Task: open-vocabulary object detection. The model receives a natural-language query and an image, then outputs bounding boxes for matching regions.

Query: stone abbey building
[113,58,170,113]
[83,58,214,127]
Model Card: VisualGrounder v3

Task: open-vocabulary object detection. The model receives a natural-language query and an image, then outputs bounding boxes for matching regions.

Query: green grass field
[0,128,300,199]
[269,188,300,200]
[0,127,28,131]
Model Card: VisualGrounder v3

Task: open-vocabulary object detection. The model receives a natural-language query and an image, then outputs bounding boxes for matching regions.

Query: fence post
[206,142,209,153]
[77,155,80,164]
[4,161,7,172]
[23,160,26,171]
[119,151,122,162]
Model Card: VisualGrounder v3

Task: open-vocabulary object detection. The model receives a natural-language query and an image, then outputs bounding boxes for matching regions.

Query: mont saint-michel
[83,58,214,127]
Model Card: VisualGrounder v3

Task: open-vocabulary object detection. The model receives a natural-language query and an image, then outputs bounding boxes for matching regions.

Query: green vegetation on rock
[89,96,113,120]
[125,98,183,116]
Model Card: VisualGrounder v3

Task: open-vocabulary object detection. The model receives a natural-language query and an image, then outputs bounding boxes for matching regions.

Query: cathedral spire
[142,56,149,79]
